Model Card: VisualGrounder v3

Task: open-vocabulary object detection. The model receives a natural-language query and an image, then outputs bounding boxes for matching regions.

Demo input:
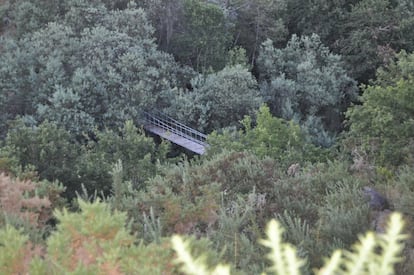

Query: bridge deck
[144,125,206,155]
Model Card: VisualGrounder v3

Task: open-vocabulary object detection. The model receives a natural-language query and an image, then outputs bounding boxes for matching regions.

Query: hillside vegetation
[0,0,413,274]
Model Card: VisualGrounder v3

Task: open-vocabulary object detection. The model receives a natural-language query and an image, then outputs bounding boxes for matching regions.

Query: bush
[173,213,408,275]
[0,199,227,274]
[207,105,330,167]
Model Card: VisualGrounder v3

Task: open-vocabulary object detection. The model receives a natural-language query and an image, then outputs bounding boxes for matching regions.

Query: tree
[282,0,414,83]
[0,120,80,197]
[5,0,63,37]
[345,51,414,168]
[138,0,184,50]
[0,4,185,137]
[228,0,288,67]
[257,34,358,147]
[169,64,262,132]
[168,0,231,71]
[285,0,358,44]
[337,0,414,82]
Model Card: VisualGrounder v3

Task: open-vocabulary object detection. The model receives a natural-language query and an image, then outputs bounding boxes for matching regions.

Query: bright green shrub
[207,105,330,167]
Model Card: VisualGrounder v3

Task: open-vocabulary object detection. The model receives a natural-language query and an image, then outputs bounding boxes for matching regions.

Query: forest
[0,0,414,274]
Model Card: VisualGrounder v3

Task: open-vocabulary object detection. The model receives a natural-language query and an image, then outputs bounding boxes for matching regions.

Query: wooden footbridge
[142,111,208,155]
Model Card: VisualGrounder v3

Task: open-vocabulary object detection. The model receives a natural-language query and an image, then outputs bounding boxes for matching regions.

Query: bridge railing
[142,111,207,146]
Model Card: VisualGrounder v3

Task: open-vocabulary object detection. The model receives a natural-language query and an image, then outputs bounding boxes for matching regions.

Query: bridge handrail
[150,111,201,134]
[144,114,206,144]
[143,111,207,146]
[149,110,196,132]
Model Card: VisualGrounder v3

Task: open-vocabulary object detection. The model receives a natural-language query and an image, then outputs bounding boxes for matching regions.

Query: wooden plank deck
[144,125,206,155]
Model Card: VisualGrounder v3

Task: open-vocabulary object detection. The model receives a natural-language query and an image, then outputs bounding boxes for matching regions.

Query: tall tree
[337,0,414,82]
[139,0,184,51]
[285,0,358,44]
[258,34,358,147]
[0,3,186,137]
[228,0,288,67]
[346,51,414,168]
[169,64,262,132]
[169,0,231,71]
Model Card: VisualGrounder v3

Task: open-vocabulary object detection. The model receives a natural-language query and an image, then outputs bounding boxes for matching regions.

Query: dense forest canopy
[0,0,414,274]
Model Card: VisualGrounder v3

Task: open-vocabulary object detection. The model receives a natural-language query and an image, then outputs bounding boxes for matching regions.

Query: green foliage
[227,0,288,65]
[172,235,231,275]
[285,0,356,45]
[0,225,37,274]
[0,0,10,34]
[170,65,262,132]
[258,34,358,147]
[256,160,372,268]
[46,199,177,273]
[283,0,414,83]
[318,182,371,253]
[0,199,226,274]
[111,149,377,272]
[0,119,166,198]
[0,3,184,137]
[388,166,414,219]
[1,120,79,196]
[113,151,277,248]
[226,46,250,68]
[36,86,95,138]
[207,105,329,166]
[6,0,61,37]
[169,0,231,71]
[172,213,408,275]
[260,219,306,275]
[0,172,410,274]
[338,0,414,82]
[345,51,414,168]
[46,199,135,272]
[0,173,65,244]
[79,120,169,192]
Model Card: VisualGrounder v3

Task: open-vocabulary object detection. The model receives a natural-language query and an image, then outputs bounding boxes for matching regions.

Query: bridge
[142,111,208,155]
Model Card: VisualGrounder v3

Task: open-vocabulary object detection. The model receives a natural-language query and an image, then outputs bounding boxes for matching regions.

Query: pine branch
[260,219,306,275]
[171,213,408,275]
[171,235,231,275]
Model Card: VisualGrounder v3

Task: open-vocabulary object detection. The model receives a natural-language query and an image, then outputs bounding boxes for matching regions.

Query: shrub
[173,213,408,275]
